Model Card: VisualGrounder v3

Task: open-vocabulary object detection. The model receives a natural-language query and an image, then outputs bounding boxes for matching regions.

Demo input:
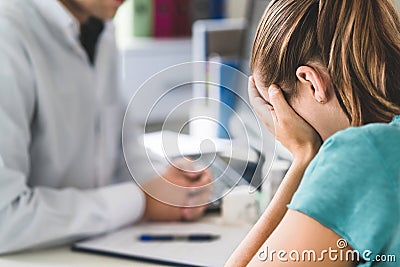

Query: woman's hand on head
[248,76,322,163]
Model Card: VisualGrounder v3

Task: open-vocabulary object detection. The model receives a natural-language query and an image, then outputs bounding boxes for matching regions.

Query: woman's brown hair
[251,0,400,125]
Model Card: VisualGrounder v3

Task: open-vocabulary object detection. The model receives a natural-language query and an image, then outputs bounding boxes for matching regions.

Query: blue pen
[139,234,220,242]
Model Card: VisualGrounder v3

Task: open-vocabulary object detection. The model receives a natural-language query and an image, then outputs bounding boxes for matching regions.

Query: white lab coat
[0,0,163,253]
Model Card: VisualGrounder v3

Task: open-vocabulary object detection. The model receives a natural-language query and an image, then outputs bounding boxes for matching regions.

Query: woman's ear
[296,66,330,104]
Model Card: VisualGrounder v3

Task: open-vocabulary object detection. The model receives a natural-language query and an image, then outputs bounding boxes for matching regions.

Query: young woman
[227,0,400,266]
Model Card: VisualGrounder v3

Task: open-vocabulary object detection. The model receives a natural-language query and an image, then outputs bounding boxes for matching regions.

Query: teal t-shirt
[288,116,400,267]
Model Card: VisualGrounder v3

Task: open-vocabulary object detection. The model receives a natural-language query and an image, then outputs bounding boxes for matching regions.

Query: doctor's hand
[248,76,322,162]
[142,158,212,222]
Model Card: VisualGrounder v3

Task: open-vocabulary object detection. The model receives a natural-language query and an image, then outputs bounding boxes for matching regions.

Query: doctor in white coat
[0,0,211,254]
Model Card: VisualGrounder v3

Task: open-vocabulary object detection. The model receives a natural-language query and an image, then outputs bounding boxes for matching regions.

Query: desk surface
[0,245,161,267]
[0,215,247,267]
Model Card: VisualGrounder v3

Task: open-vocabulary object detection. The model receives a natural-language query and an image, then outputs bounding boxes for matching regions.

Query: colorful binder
[175,0,191,36]
[218,59,239,139]
[133,0,153,37]
[210,0,225,19]
[153,0,176,37]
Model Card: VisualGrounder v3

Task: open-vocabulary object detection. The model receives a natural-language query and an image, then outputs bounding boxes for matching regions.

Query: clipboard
[72,221,250,267]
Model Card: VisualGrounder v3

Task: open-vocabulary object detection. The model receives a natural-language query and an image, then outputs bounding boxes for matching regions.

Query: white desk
[0,215,247,267]
[0,245,161,267]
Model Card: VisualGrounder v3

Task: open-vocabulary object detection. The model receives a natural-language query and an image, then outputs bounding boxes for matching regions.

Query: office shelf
[119,37,193,126]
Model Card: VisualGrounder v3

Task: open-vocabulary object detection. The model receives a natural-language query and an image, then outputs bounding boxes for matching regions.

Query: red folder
[153,0,176,37]
[175,0,191,36]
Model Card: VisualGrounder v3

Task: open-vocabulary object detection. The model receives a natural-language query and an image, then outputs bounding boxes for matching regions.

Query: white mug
[222,185,260,225]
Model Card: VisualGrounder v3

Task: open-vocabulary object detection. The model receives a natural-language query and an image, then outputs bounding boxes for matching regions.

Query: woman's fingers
[248,76,275,133]
[248,76,261,105]
[267,84,294,124]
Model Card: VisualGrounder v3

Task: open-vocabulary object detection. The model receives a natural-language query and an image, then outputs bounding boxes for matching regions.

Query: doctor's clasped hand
[142,158,212,222]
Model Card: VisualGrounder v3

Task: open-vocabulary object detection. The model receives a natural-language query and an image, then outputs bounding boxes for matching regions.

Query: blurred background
[113,0,400,133]
[114,0,253,133]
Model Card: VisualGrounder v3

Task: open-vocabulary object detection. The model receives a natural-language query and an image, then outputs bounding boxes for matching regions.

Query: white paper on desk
[143,131,259,163]
[73,222,250,267]
[143,131,231,158]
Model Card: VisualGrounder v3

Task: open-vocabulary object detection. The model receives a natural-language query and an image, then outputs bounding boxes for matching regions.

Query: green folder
[133,0,153,37]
